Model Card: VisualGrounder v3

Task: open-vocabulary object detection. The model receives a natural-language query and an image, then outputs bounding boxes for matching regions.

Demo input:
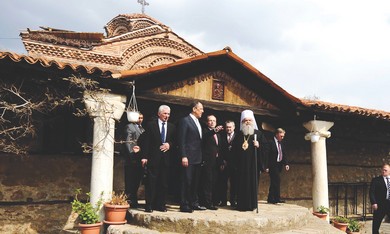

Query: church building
[1,12,390,233]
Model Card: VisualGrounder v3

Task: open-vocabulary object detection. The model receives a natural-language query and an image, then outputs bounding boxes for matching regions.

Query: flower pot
[333,221,348,232]
[78,222,102,234]
[104,203,130,223]
[126,111,139,122]
[312,212,327,220]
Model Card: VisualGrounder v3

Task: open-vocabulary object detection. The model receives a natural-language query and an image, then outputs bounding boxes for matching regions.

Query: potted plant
[347,219,361,234]
[104,191,130,224]
[71,189,103,234]
[332,216,349,232]
[312,205,329,220]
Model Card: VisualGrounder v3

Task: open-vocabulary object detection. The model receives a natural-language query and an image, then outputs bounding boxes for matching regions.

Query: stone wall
[0,153,127,233]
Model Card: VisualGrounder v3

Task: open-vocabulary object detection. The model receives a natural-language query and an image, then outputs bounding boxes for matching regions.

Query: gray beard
[242,124,254,136]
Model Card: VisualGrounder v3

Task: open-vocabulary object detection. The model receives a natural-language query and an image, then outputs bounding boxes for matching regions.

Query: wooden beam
[137,92,281,117]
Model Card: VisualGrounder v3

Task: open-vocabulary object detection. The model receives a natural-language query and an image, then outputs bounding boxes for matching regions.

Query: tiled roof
[0,51,112,75]
[301,99,390,120]
[1,50,390,121]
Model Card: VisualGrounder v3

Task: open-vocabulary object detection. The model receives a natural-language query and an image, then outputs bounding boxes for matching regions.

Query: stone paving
[107,201,343,234]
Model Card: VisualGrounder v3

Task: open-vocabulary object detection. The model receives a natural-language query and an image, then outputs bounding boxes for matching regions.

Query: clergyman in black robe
[233,110,268,211]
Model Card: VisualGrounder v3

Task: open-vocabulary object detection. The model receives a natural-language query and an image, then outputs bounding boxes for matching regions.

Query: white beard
[242,124,254,136]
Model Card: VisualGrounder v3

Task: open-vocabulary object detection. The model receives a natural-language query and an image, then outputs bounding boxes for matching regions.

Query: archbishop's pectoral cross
[137,0,149,14]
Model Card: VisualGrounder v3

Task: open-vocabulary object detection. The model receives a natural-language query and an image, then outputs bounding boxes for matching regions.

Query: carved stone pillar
[84,92,126,219]
[303,120,334,222]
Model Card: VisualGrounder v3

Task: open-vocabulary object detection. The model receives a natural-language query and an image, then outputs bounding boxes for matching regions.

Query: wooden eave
[138,92,281,117]
[114,50,303,113]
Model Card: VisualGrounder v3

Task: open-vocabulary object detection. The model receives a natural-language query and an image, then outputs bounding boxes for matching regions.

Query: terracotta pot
[312,212,327,220]
[78,222,102,234]
[104,203,130,223]
[333,221,348,232]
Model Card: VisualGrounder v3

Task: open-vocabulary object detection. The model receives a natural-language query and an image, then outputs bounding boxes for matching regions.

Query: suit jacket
[123,122,145,165]
[220,131,238,168]
[142,120,176,168]
[370,176,389,207]
[202,128,222,167]
[268,138,288,170]
[124,123,144,154]
[178,115,202,165]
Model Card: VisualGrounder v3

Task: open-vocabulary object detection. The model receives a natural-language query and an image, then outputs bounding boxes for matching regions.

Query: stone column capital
[84,91,126,121]
[303,120,334,142]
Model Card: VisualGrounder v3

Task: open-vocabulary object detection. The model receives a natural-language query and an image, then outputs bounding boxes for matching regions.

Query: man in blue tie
[370,164,390,234]
[141,105,176,213]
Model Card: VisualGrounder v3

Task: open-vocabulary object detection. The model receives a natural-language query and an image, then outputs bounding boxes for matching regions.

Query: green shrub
[333,216,349,224]
[316,205,329,214]
[71,188,102,224]
[348,219,361,232]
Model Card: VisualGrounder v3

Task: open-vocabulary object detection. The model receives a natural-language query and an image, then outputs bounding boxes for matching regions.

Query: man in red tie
[199,114,223,210]
[266,128,289,204]
[216,120,238,207]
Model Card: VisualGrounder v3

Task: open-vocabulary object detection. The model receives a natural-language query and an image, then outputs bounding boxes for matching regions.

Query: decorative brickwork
[20,14,202,72]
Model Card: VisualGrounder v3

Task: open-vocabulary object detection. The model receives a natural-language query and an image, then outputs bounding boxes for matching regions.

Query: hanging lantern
[126,83,139,122]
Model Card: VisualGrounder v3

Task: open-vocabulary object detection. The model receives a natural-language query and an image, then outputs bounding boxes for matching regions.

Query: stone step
[107,201,343,234]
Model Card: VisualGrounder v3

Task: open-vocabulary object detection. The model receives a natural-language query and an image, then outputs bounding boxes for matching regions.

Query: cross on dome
[137,0,149,14]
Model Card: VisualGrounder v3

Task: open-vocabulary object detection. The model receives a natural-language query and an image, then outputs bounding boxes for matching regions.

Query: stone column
[84,92,126,218]
[303,120,334,222]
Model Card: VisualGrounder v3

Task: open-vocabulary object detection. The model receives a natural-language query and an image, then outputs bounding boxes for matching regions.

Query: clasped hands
[160,142,170,152]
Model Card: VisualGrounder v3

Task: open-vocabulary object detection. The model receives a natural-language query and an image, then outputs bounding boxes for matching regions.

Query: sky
[1,0,390,111]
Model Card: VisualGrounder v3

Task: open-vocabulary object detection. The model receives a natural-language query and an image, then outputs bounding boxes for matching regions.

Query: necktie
[228,134,232,143]
[387,177,390,199]
[161,122,165,143]
[138,124,144,133]
[195,118,202,138]
[278,141,283,162]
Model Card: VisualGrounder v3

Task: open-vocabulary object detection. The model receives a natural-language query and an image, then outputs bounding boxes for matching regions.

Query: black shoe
[206,205,218,210]
[180,207,193,213]
[155,207,167,212]
[128,200,139,208]
[192,205,207,211]
[145,207,153,213]
[218,202,227,207]
[267,200,277,204]
[230,202,237,207]
[276,200,286,203]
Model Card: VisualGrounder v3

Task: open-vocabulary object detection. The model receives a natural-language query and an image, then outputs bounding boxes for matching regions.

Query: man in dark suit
[141,105,176,213]
[370,164,390,234]
[217,120,238,207]
[266,128,289,204]
[177,101,206,213]
[123,113,145,208]
[199,114,223,210]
